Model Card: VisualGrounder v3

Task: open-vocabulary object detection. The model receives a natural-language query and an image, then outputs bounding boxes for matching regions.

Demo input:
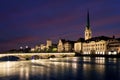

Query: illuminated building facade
[46,39,52,49]
[31,39,53,52]
[31,11,120,54]
[57,39,74,52]
[74,11,120,55]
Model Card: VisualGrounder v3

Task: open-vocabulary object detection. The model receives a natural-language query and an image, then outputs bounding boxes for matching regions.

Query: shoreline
[0,52,120,62]
[75,53,120,58]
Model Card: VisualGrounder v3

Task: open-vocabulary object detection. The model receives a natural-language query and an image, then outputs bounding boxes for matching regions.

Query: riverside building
[74,11,120,55]
[57,39,75,52]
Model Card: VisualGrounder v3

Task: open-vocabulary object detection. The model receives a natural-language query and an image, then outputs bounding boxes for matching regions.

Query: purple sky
[0,0,120,52]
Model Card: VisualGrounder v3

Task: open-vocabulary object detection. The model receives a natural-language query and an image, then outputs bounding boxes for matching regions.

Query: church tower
[85,11,92,40]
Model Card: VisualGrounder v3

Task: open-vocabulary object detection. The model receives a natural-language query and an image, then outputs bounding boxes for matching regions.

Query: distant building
[64,41,74,52]
[57,39,66,52]
[31,39,57,52]
[46,39,52,49]
[107,39,120,54]
[31,45,40,52]
[31,48,35,52]
[57,39,74,52]
[40,44,46,51]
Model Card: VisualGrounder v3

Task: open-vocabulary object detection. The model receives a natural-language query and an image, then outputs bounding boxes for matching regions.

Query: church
[74,11,120,55]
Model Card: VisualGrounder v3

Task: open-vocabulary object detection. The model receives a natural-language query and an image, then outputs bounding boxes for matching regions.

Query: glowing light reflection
[72,63,77,69]
[95,57,105,64]
[72,58,78,62]
[83,57,91,62]
[25,67,29,80]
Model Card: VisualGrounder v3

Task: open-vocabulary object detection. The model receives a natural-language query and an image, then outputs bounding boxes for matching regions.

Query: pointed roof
[86,10,90,29]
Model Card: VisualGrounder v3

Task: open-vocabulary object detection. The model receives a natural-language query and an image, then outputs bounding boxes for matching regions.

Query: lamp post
[25,46,28,49]
[20,46,23,53]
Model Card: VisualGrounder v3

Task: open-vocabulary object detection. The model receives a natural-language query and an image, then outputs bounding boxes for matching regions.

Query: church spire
[86,10,90,29]
[85,10,92,40]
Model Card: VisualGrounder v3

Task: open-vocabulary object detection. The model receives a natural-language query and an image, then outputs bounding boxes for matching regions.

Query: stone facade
[107,39,120,54]
[46,39,52,49]
[83,39,107,55]
[85,27,92,40]
[57,39,74,52]
[74,42,82,53]
[74,11,120,55]
[31,39,53,52]
[57,39,64,52]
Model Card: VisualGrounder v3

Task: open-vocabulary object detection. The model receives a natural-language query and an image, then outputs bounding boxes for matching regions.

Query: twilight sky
[0,0,120,52]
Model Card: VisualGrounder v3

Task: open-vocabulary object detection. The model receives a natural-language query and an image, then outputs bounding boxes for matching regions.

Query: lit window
[88,52,90,54]
[103,52,105,55]
[96,52,97,54]
[108,52,111,55]
[98,52,99,54]
[113,52,117,55]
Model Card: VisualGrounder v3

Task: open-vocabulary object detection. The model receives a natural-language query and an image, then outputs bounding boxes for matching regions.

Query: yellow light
[103,52,105,55]
[31,59,35,62]
[72,63,77,69]
[113,52,117,55]
[49,58,57,61]
[73,58,77,62]
[108,52,111,55]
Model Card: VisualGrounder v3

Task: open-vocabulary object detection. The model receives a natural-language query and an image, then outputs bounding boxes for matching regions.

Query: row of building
[31,11,120,55]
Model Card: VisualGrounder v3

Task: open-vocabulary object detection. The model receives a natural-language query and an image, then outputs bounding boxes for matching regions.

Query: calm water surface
[0,57,120,80]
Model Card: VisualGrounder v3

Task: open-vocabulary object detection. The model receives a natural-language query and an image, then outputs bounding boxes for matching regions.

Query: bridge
[0,53,75,61]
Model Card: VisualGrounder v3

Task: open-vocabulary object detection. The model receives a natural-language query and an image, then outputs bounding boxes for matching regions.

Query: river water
[0,57,120,80]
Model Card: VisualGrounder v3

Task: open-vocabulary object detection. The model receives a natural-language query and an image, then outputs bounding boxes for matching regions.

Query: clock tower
[85,11,92,40]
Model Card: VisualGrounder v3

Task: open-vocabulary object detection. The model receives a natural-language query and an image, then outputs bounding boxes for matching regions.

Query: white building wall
[46,40,52,49]
[64,42,72,52]
[57,40,64,52]
[74,42,82,53]
[83,40,107,55]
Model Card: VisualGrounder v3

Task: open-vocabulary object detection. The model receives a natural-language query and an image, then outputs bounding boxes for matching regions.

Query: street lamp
[25,46,28,49]
[20,46,23,49]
